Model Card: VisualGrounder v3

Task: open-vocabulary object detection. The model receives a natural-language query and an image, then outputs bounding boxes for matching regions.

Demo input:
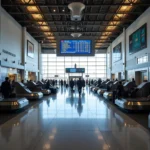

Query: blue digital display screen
[66,68,85,73]
[60,40,91,54]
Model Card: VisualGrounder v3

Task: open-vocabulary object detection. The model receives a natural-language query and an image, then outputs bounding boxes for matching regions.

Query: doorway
[135,70,148,85]
[69,76,82,81]
[111,74,115,80]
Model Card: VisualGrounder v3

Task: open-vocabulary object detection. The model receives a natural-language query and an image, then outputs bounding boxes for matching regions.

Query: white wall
[0,7,22,65]
[25,32,39,72]
[111,32,125,73]
[126,7,150,70]
[0,6,40,83]
[109,7,150,81]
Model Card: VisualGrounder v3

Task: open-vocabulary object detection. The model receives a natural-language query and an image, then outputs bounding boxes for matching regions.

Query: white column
[0,0,1,56]
[123,28,126,80]
[0,0,2,84]
[109,43,112,79]
[22,27,28,81]
[38,43,42,80]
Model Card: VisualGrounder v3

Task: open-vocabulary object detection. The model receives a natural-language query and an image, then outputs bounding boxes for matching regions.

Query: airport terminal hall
[1,0,150,150]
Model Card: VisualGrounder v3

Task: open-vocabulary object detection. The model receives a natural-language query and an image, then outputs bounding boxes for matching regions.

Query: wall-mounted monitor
[113,42,122,62]
[129,23,147,55]
[66,68,85,73]
[57,39,94,56]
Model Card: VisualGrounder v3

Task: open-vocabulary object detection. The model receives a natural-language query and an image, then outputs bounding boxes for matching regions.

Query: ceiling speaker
[68,2,85,21]
[71,33,82,37]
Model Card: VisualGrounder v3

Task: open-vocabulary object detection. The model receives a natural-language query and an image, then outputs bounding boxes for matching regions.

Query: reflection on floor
[0,86,150,150]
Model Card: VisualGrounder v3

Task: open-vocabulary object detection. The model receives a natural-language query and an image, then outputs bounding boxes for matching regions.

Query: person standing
[70,79,74,92]
[82,78,85,90]
[116,81,124,99]
[77,78,83,97]
[1,77,12,98]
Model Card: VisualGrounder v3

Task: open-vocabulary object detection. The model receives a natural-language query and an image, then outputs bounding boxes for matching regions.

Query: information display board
[57,39,94,56]
[66,68,85,73]
[129,24,147,54]
[113,42,122,62]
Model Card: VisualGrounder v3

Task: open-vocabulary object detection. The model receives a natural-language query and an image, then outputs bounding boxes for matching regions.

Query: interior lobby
[0,0,150,150]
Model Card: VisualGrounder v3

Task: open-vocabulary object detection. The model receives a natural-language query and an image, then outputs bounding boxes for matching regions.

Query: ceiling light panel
[21,0,55,47]
[97,0,138,48]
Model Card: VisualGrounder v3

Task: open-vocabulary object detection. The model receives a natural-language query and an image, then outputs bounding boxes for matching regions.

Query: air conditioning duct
[71,33,82,38]
[68,2,85,21]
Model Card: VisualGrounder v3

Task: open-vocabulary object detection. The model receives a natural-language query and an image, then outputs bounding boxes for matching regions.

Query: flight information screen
[60,40,92,55]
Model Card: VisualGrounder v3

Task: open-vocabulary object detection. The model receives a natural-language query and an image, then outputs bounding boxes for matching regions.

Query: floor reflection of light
[103,144,109,149]
[98,135,103,140]
[42,86,109,119]
[52,128,57,134]
[43,143,51,149]
[49,135,54,140]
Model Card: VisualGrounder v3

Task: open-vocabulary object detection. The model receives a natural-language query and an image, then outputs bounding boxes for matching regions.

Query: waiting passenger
[61,80,63,86]
[77,78,83,97]
[52,80,55,86]
[1,77,12,98]
[64,80,66,87]
[21,80,24,84]
[70,79,74,92]
[98,78,102,86]
[82,79,85,90]
[45,80,50,89]
[116,81,124,99]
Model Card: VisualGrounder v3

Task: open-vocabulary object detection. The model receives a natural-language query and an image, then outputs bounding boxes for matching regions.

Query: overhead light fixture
[68,2,85,21]
[71,33,82,38]
[53,9,56,12]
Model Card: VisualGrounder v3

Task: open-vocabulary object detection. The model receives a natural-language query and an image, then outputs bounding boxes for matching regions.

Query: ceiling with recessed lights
[1,0,150,52]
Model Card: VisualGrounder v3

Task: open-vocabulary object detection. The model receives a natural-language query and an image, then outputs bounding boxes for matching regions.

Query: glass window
[88,66,96,70]
[65,57,72,61]
[80,57,88,61]
[97,66,106,70]
[137,55,148,64]
[96,62,106,65]
[79,62,87,66]
[57,62,64,66]
[88,62,96,65]
[88,57,95,61]
[72,57,80,61]
[57,70,65,73]
[48,69,56,73]
[47,57,56,61]
[57,57,64,61]
[41,54,106,80]
[47,66,56,70]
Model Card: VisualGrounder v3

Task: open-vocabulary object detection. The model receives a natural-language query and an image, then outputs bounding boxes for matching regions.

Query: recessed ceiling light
[53,9,56,12]
[62,9,65,12]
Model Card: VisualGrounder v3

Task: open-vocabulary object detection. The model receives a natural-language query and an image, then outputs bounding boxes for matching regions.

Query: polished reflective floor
[0,86,150,150]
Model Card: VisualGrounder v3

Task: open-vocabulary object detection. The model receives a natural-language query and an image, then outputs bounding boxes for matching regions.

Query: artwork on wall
[113,42,122,62]
[129,23,147,55]
[27,40,34,58]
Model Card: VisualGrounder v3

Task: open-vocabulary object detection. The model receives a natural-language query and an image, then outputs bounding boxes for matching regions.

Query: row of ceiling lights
[21,0,137,48]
